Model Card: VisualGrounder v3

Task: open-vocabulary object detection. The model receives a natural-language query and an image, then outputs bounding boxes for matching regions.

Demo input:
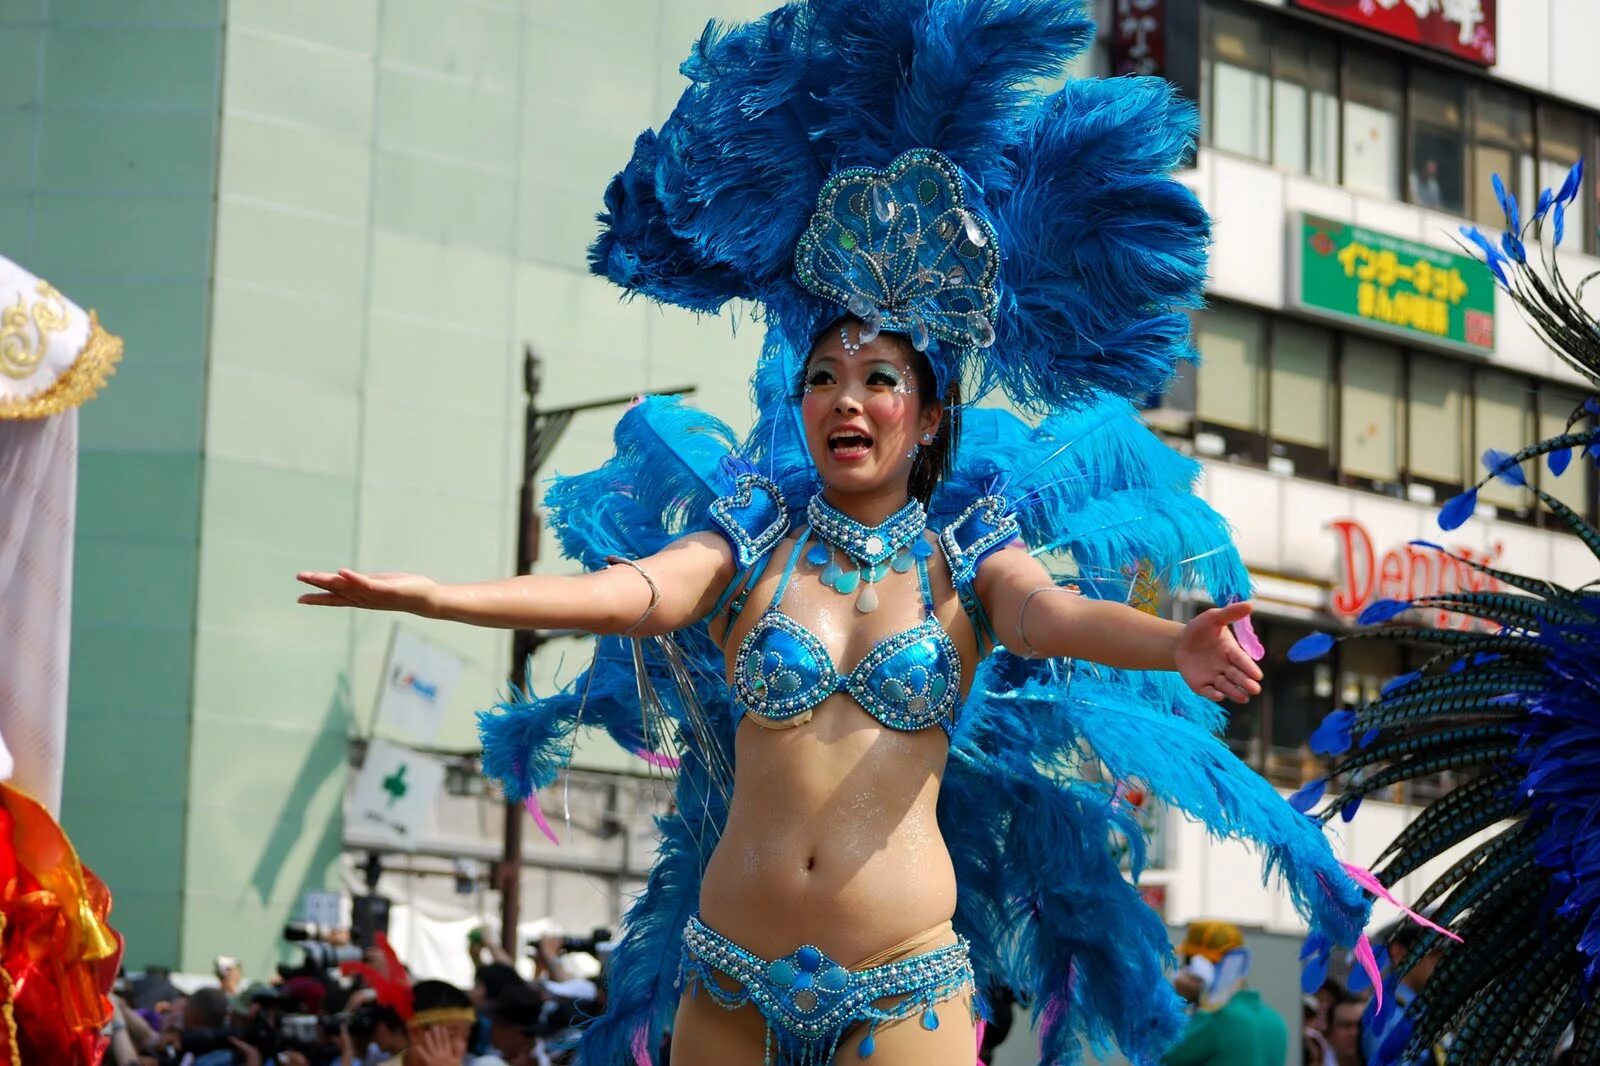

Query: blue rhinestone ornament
[794,148,1001,355]
[806,494,927,613]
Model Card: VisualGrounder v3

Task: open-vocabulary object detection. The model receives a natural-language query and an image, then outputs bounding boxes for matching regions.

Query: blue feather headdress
[590,0,1207,411]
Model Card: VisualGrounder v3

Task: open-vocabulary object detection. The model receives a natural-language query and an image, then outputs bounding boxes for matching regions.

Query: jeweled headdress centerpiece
[795,148,1001,354]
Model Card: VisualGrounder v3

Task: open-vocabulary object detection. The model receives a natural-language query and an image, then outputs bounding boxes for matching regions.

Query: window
[1340,338,1404,484]
[1538,385,1591,519]
[1269,319,1335,476]
[1407,356,1470,491]
[1206,6,1270,161]
[1408,69,1467,214]
[1267,619,1334,786]
[1342,50,1403,199]
[1474,368,1533,511]
[1272,29,1340,184]
[1471,84,1535,229]
[1196,305,1266,459]
[1539,105,1589,252]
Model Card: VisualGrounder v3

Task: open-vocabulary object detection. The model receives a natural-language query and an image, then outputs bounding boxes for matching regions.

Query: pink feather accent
[631,1023,652,1066]
[1354,934,1383,1014]
[525,794,560,845]
[1233,613,1265,661]
[1341,862,1463,943]
[974,1019,986,1064]
[634,748,682,770]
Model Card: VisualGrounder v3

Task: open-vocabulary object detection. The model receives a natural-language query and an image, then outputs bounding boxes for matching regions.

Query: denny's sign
[1290,0,1495,67]
[1329,519,1501,632]
[1291,214,1496,356]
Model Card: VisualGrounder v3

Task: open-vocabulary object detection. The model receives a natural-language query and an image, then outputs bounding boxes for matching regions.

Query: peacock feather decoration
[1290,158,1600,1065]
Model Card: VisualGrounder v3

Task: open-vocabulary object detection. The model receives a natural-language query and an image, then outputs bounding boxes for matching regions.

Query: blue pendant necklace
[805,494,932,613]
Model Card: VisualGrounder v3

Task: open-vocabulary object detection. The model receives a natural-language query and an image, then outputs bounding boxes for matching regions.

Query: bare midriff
[697,530,973,965]
[697,695,958,965]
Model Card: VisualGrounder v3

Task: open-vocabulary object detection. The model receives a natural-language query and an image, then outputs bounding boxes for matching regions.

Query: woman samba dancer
[298,316,1261,1064]
[299,3,1375,1063]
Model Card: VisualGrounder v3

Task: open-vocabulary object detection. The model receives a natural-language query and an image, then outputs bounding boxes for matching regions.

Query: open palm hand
[297,568,439,616]
[1174,601,1263,703]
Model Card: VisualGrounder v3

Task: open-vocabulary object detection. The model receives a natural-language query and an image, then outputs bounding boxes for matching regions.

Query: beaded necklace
[805,494,932,613]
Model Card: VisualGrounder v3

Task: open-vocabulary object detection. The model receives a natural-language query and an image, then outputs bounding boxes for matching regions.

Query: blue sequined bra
[731,527,962,736]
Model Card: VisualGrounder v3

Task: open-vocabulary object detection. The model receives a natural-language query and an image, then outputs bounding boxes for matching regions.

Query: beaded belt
[680,915,973,1065]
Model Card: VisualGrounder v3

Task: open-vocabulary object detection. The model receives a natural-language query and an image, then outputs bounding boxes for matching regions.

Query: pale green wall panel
[365,314,518,415]
[372,153,516,255]
[0,30,40,109]
[223,29,376,140]
[0,196,26,249]
[226,0,379,53]
[192,630,353,733]
[217,118,374,224]
[36,110,217,195]
[200,459,358,557]
[41,25,219,110]
[0,113,33,192]
[67,279,210,369]
[208,284,366,389]
[73,540,202,628]
[76,451,203,546]
[380,0,520,90]
[360,404,509,498]
[212,201,368,304]
[204,366,361,476]
[30,195,212,280]
[67,624,195,720]
[46,0,223,23]
[77,362,205,453]
[368,230,513,327]
[0,2,44,27]
[378,73,517,168]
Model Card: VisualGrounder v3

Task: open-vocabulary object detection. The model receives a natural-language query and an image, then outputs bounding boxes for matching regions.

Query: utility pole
[498,346,693,956]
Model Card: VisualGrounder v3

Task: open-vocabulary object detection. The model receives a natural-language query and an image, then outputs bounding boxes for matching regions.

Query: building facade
[15,0,1598,992]
[5,0,779,977]
[1120,0,1599,944]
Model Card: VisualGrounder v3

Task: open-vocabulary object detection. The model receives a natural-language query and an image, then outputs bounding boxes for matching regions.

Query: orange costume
[0,784,122,1066]
[0,254,125,1064]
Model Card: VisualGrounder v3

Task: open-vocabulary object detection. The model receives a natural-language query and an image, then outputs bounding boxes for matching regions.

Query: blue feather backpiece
[478,396,1370,1065]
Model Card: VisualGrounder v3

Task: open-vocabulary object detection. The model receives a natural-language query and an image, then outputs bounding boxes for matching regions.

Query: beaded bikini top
[731,527,962,736]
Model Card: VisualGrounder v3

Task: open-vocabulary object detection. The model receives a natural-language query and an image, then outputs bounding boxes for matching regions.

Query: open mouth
[828,431,873,459]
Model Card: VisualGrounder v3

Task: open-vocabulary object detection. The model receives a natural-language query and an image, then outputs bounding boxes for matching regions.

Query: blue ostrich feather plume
[590,0,1206,412]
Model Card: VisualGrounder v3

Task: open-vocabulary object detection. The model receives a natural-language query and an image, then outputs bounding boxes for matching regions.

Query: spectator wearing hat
[1160,921,1287,1066]
[487,982,546,1066]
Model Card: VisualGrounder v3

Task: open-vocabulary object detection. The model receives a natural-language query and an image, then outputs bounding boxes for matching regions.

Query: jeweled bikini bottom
[680,914,974,1065]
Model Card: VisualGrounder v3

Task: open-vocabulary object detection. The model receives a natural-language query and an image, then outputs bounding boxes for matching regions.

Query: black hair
[474,962,523,1001]
[411,979,473,1014]
[804,316,962,507]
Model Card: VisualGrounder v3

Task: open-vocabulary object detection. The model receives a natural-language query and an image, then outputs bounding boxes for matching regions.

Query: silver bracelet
[604,555,661,635]
[1015,583,1080,659]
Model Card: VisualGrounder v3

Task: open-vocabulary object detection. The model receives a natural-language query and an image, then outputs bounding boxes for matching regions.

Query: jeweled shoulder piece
[709,472,789,569]
[939,495,1020,590]
[794,148,1001,354]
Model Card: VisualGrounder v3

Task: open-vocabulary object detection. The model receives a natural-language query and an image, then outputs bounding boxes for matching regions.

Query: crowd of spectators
[98,926,606,1066]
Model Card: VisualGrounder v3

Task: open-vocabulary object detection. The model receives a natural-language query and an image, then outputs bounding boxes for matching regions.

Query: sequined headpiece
[795,148,1000,356]
[590,0,1208,417]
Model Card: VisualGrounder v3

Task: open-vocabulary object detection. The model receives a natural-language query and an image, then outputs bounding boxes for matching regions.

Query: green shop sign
[1291,213,1495,355]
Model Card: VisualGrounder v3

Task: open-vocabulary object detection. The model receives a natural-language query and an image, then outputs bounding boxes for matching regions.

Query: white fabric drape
[0,408,77,815]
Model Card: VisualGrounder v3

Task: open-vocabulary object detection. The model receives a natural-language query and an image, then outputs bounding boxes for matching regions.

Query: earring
[921,432,934,444]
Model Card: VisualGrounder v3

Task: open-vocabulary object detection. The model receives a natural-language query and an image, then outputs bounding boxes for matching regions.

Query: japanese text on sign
[1337,242,1467,339]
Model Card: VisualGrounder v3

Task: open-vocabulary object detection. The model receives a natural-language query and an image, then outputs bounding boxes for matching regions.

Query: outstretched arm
[297,531,736,637]
[974,544,1262,703]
